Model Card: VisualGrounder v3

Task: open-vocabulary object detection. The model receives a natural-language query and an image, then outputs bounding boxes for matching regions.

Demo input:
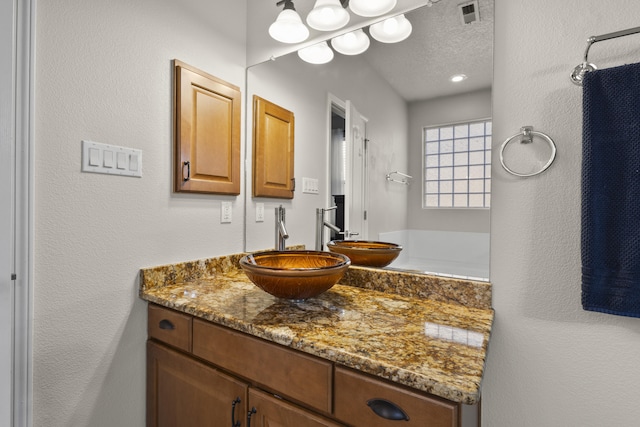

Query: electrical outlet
[221,202,232,223]
[256,203,265,222]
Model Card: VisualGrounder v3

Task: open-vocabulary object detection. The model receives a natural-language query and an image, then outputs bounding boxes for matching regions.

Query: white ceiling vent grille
[458,1,480,25]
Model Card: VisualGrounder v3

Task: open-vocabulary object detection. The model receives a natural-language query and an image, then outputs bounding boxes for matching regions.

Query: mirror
[244,0,493,281]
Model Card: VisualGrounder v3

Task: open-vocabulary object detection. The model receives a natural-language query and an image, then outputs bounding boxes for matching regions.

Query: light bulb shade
[331,29,370,55]
[307,0,350,31]
[349,0,397,17]
[298,41,334,64]
[269,9,310,43]
[369,14,412,43]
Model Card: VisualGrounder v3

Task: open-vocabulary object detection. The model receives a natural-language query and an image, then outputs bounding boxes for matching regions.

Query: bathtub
[378,229,490,281]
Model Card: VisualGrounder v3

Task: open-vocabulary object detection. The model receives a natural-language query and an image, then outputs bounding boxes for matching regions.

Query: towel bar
[385,171,412,185]
[570,26,640,85]
[499,126,557,177]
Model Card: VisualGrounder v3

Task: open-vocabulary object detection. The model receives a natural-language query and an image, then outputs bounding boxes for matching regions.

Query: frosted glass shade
[298,42,334,64]
[269,9,310,43]
[349,0,396,17]
[331,29,370,55]
[307,0,350,31]
[369,14,412,43]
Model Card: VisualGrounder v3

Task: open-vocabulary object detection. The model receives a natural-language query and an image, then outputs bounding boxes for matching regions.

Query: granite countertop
[140,252,494,405]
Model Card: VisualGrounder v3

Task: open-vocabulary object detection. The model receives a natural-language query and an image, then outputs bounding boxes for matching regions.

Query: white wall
[246,52,409,252]
[33,0,246,425]
[485,1,640,425]
[407,89,492,233]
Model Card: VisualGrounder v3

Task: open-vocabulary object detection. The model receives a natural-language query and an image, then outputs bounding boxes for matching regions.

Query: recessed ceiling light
[450,74,468,82]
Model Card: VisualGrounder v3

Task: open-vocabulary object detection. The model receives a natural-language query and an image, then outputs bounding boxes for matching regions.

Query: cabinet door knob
[367,398,410,421]
[231,397,241,427]
[158,319,175,330]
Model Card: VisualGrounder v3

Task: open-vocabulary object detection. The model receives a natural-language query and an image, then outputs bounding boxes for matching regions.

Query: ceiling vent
[458,1,480,25]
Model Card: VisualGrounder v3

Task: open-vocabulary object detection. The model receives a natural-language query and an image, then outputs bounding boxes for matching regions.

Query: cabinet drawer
[148,304,192,352]
[334,367,458,427]
[193,319,332,414]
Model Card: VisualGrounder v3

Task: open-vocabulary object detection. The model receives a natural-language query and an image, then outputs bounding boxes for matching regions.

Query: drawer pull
[367,398,410,421]
[247,407,257,427]
[159,319,175,330]
[231,397,241,427]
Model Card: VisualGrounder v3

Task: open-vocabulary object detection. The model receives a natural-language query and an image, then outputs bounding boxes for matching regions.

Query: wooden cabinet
[252,95,295,198]
[174,60,241,195]
[146,304,478,427]
[147,341,247,427]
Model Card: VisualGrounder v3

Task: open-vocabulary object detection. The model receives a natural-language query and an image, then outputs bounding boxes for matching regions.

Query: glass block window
[423,120,491,208]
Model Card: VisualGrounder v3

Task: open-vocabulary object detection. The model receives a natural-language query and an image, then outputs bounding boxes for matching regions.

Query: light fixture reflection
[349,0,397,17]
[369,14,412,43]
[331,29,370,55]
[298,41,334,64]
[269,0,310,44]
[307,0,350,31]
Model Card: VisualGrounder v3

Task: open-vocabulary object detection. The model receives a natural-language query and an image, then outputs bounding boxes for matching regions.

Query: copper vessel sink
[239,250,351,300]
[326,240,402,268]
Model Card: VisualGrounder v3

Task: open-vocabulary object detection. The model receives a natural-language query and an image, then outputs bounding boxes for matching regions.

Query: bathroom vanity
[140,253,493,426]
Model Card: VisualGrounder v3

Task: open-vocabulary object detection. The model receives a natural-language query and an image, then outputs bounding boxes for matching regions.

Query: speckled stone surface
[140,252,494,404]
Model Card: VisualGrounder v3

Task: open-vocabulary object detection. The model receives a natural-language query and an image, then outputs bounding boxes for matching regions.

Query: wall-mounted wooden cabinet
[252,95,295,199]
[174,60,241,195]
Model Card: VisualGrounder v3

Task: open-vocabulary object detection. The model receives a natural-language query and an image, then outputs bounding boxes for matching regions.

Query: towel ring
[500,126,557,177]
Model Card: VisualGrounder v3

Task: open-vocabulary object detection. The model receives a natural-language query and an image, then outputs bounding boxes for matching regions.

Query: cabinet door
[147,341,248,427]
[247,389,344,427]
[174,60,241,195]
[252,95,295,198]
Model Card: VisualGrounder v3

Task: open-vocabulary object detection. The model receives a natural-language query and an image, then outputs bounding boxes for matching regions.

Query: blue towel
[582,62,640,318]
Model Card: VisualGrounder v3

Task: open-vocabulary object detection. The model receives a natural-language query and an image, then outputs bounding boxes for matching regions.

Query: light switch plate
[302,177,319,194]
[81,140,142,177]
[221,202,232,223]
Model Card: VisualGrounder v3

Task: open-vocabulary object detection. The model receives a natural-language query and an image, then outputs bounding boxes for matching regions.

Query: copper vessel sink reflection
[326,240,402,268]
[239,250,351,300]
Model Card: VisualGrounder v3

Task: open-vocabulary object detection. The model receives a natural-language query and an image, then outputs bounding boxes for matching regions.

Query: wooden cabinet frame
[174,60,241,195]
[252,95,295,198]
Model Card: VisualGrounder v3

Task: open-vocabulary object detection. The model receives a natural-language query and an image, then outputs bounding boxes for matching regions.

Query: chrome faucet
[275,205,289,251]
[315,206,342,251]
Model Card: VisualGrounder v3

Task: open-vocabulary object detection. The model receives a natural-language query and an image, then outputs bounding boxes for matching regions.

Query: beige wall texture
[34,0,247,425]
[485,0,640,425]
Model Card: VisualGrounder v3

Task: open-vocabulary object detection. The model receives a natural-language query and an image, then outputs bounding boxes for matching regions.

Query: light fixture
[331,29,370,55]
[269,0,310,44]
[298,41,334,64]
[369,14,412,43]
[349,0,397,17]
[307,0,350,31]
[450,74,468,82]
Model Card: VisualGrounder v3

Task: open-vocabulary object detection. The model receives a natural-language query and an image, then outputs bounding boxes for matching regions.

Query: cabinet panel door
[252,95,295,198]
[174,60,241,195]
[147,341,248,427]
[248,389,344,427]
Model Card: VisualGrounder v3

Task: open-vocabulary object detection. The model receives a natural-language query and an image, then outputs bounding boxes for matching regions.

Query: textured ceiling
[362,0,494,101]
[248,0,493,102]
